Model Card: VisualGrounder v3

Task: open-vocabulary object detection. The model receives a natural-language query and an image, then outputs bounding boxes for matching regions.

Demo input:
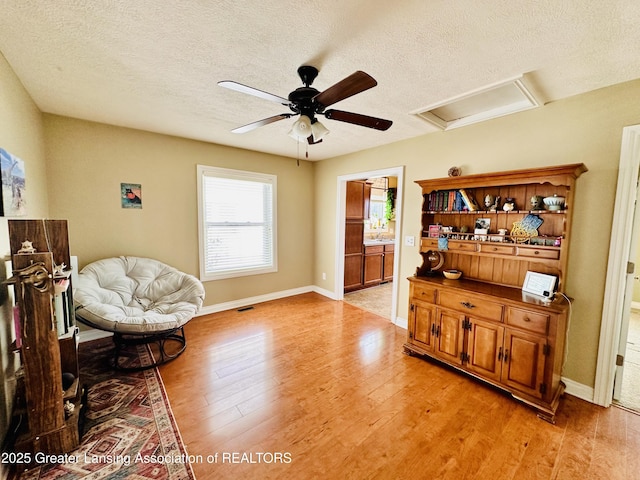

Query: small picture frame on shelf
[428,224,441,238]
[475,218,491,231]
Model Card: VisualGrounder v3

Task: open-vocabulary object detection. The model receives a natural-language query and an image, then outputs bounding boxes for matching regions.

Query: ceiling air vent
[411,75,541,130]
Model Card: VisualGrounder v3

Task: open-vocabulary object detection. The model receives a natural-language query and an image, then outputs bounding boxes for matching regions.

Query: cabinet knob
[460,301,475,309]
[524,316,531,322]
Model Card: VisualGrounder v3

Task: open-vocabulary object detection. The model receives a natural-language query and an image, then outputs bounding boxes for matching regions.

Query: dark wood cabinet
[345,180,371,220]
[344,254,364,291]
[383,244,394,281]
[344,180,395,292]
[344,180,371,292]
[363,245,384,285]
[405,164,586,422]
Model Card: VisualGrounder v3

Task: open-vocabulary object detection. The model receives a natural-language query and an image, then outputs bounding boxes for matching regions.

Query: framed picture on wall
[121,183,142,209]
[0,148,26,217]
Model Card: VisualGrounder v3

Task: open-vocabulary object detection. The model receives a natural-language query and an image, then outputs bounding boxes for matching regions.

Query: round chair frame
[76,315,188,371]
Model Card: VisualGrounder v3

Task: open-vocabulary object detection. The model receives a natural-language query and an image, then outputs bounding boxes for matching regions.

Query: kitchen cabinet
[344,181,371,292]
[363,244,384,285]
[383,244,394,281]
[346,180,371,220]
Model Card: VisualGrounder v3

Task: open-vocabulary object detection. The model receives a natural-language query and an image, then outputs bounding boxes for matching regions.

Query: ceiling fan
[218,65,393,144]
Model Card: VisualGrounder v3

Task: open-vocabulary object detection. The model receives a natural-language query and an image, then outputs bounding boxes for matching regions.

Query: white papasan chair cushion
[74,256,205,334]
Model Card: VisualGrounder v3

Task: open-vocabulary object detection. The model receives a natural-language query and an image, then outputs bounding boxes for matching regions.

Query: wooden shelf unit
[6,220,82,459]
[415,163,587,291]
[405,164,587,422]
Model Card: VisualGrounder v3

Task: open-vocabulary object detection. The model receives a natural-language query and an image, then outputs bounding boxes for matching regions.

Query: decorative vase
[543,194,565,211]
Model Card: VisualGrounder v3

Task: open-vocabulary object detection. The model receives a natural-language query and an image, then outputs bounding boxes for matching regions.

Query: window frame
[197,165,278,281]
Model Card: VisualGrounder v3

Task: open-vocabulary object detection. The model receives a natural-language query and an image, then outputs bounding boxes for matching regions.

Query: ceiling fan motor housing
[288,87,321,118]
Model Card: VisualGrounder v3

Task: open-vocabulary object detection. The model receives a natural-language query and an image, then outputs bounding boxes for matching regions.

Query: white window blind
[197,165,277,280]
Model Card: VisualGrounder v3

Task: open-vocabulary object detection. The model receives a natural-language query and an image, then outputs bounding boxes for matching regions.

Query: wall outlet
[322,272,326,280]
[405,235,415,247]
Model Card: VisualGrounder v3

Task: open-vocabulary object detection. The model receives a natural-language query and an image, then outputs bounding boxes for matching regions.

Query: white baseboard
[311,285,339,300]
[394,316,408,330]
[561,377,594,403]
[197,285,336,316]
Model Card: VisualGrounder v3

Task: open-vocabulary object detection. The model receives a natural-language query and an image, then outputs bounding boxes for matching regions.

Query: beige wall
[314,79,640,388]
[0,53,50,456]
[43,116,315,306]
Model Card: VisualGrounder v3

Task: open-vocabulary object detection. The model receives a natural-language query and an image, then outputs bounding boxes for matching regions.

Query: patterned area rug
[19,338,195,480]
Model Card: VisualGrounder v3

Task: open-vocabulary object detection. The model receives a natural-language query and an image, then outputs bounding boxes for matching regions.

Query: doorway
[594,124,640,408]
[335,167,404,325]
[616,303,640,411]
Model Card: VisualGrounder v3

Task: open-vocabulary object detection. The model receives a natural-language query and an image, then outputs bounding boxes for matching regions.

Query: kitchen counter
[363,239,396,246]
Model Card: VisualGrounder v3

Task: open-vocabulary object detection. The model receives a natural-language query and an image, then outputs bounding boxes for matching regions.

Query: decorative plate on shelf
[510,222,538,243]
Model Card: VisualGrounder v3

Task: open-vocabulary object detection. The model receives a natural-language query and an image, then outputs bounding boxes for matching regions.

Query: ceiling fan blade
[324,109,392,131]
[218,81,292,106]
[314,71,377,108]
[231,114,293,134]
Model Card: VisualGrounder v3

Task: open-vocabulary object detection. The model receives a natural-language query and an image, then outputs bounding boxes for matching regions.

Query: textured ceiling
[1,1,640,161]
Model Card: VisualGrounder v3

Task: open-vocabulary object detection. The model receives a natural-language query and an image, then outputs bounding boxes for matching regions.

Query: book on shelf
[459,189,479,211]
[426,190,467,211]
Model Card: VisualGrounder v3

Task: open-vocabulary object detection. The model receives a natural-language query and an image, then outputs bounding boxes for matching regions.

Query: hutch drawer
[438,290,503,321]
[506,307,550,335]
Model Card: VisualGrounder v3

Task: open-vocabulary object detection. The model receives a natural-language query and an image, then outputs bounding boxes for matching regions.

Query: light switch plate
[405,236,415,246]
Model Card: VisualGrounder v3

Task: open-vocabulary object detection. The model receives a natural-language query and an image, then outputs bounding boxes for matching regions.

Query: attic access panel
[412,76,541,130]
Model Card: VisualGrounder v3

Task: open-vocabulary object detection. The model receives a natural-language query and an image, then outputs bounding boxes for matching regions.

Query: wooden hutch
[404,164,587,422]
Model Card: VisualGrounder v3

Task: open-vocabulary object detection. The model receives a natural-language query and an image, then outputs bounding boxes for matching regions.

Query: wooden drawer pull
[524,316,531,322]
[460,301,475,309]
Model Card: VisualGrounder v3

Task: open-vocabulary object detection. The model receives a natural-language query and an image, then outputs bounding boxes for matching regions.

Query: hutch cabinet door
[409,302,436,353]
[466,317,505,382]
[434,309,466,366]
[501,329,547,398]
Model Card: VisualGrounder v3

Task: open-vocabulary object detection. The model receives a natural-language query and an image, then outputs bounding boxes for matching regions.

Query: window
[197,165,277,280]
[364,177,390,233]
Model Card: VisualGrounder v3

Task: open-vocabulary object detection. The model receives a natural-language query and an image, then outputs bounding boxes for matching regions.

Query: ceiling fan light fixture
[288,115,312,141]
[311,120,329,142]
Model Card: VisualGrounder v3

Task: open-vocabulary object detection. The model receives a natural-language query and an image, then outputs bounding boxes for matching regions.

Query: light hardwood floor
[160,293,640,480]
